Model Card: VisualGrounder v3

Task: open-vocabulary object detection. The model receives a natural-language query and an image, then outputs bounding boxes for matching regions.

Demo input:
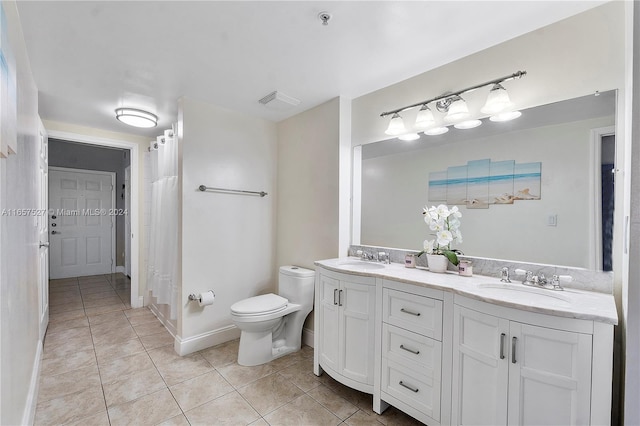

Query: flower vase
[427,254,449,273]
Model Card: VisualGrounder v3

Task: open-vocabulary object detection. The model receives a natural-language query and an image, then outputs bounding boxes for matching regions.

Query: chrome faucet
[377,251,391,264]
[500,267,511,283]
[515,269,569,291]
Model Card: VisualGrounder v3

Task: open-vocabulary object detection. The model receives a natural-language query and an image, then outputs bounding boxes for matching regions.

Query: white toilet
[230,265,315,366]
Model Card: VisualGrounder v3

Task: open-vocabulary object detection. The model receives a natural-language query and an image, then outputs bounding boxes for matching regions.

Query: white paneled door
[49,168,115,279]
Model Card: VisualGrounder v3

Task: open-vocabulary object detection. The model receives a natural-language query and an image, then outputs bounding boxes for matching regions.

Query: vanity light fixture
[380,70,526,139]
[414,105,435,129]
[115,108,158,128]
[384,113,407,135]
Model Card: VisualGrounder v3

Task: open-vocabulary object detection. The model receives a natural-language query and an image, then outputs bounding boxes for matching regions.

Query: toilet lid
[230,294,288,316]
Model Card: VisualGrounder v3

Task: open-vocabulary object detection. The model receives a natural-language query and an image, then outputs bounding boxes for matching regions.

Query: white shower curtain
[147,128,179,320]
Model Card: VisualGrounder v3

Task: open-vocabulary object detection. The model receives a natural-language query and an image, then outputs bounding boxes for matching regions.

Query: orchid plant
[416,204,463,266]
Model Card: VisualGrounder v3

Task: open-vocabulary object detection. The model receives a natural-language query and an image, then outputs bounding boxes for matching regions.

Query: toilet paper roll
[198,290,215,307]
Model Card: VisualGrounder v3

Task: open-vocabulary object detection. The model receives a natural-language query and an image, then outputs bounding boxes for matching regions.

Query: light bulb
[424,126,449,136]
[490,111,522,122]
[454,119,482,130]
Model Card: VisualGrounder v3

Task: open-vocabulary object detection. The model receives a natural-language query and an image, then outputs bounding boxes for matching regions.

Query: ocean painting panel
[466,159,490,209]
[428,171,448,201]
[489,160,515,204]
[514,162,541,200]
[446,165,468,205]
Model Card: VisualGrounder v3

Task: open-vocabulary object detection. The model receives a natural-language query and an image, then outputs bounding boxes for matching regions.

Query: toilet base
[237,329,301,366]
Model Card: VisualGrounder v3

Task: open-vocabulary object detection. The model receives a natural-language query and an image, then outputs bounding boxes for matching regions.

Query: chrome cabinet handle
[338,290,343,306]
[512,336,518,364]
[400,308,421,316]
[500,333,506,360]
[400,344,420,355]
[399,381,419,393]
[333,289,338,305]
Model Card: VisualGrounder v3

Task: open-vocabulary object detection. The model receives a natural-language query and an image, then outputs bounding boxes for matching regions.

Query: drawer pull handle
[399,380,419,393]
[400,308,421,317]
[333,289,338,305]
[400,344,420,355]
[512,336,518,364]
[499,333,506,360]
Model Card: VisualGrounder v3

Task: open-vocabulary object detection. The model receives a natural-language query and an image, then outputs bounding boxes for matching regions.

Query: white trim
[48,166,117,276]
[302,327,314,348]
[175,325,241,356]
[116,265,126,274]
[47,130,141,308]
[22,340,43,426]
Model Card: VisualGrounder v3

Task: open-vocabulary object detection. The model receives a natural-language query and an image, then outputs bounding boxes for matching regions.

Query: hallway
[35,274,422,425]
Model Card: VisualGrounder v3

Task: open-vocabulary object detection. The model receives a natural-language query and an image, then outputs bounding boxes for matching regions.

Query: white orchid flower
[435,204,450,218]
[436,230,453,247]
[423,239,435,254]
[450,205,462,218]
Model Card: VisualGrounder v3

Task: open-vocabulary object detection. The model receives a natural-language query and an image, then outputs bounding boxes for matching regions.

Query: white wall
[361,116,614,268]
[0,2,42,424]
[177,97,277,354]
[276,98,342,270]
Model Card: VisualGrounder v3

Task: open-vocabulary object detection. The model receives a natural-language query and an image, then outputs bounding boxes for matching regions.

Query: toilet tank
[278,266,315,305]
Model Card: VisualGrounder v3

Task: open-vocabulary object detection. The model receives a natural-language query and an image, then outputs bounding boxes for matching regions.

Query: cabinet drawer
[382,358,441,421]
[383,288,443,339]
[382,323,442,373]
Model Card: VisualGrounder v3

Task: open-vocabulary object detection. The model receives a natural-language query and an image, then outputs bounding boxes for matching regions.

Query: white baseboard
[175,325,241,356]
[23,339,43,426]
[115,266,126,274]
[302,327,314,348]
[131,295,144,309]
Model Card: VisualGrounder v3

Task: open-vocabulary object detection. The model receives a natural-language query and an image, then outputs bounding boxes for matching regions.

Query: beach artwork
[427,158,541,208]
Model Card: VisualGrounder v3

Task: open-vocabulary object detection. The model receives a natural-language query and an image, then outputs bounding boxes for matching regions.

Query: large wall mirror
[354,90,616,270]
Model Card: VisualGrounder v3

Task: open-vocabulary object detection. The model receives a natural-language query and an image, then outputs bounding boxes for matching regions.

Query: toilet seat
[230,293,288,316]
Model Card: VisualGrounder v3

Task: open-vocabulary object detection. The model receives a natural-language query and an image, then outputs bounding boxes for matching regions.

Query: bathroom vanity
[313,258,617,426]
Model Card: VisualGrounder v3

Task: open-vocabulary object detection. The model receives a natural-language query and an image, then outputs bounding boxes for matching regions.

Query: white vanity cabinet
[451,295,611,426]
[314,268,376,393]
[378,280,451,426]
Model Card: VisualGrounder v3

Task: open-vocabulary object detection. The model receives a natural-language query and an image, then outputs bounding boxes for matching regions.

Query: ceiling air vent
[258,91,300,110]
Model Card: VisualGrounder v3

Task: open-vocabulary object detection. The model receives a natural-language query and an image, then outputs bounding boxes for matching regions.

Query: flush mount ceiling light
[380,70,526,139]
[115,108,157,128]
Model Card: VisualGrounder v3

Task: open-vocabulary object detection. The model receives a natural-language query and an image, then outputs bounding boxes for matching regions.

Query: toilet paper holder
[188,291,215,303]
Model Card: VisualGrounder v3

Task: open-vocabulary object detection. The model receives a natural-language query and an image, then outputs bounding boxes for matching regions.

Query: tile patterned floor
[35,274,424,425]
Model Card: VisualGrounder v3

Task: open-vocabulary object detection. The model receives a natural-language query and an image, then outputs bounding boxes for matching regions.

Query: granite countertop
[315,257,618,325]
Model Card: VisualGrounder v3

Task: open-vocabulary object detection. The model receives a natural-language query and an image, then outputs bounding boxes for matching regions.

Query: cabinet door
[452,305,509,426]
[340,279,376,385]
[507,322,592,426]
[318,274,340,373]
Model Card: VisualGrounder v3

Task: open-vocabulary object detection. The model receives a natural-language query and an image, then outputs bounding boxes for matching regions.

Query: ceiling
[16,1,607,138]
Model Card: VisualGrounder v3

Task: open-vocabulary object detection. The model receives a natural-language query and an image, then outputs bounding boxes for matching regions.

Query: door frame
[48,166,116,277]
[47,130,142,308]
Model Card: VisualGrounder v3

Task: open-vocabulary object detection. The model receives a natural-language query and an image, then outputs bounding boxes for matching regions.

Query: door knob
[51,230,58,235]
[39,241,49,248]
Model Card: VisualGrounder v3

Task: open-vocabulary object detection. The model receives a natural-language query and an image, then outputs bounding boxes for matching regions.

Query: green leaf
[442,250,459,266]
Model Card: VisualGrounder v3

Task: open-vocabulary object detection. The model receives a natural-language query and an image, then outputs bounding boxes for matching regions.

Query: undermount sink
[337,260,386,270]
[476,283,572,307]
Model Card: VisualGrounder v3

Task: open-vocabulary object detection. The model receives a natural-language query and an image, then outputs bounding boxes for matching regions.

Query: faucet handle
[500,267,511,283]
[378,251,390,264]
[549,274,572,291]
